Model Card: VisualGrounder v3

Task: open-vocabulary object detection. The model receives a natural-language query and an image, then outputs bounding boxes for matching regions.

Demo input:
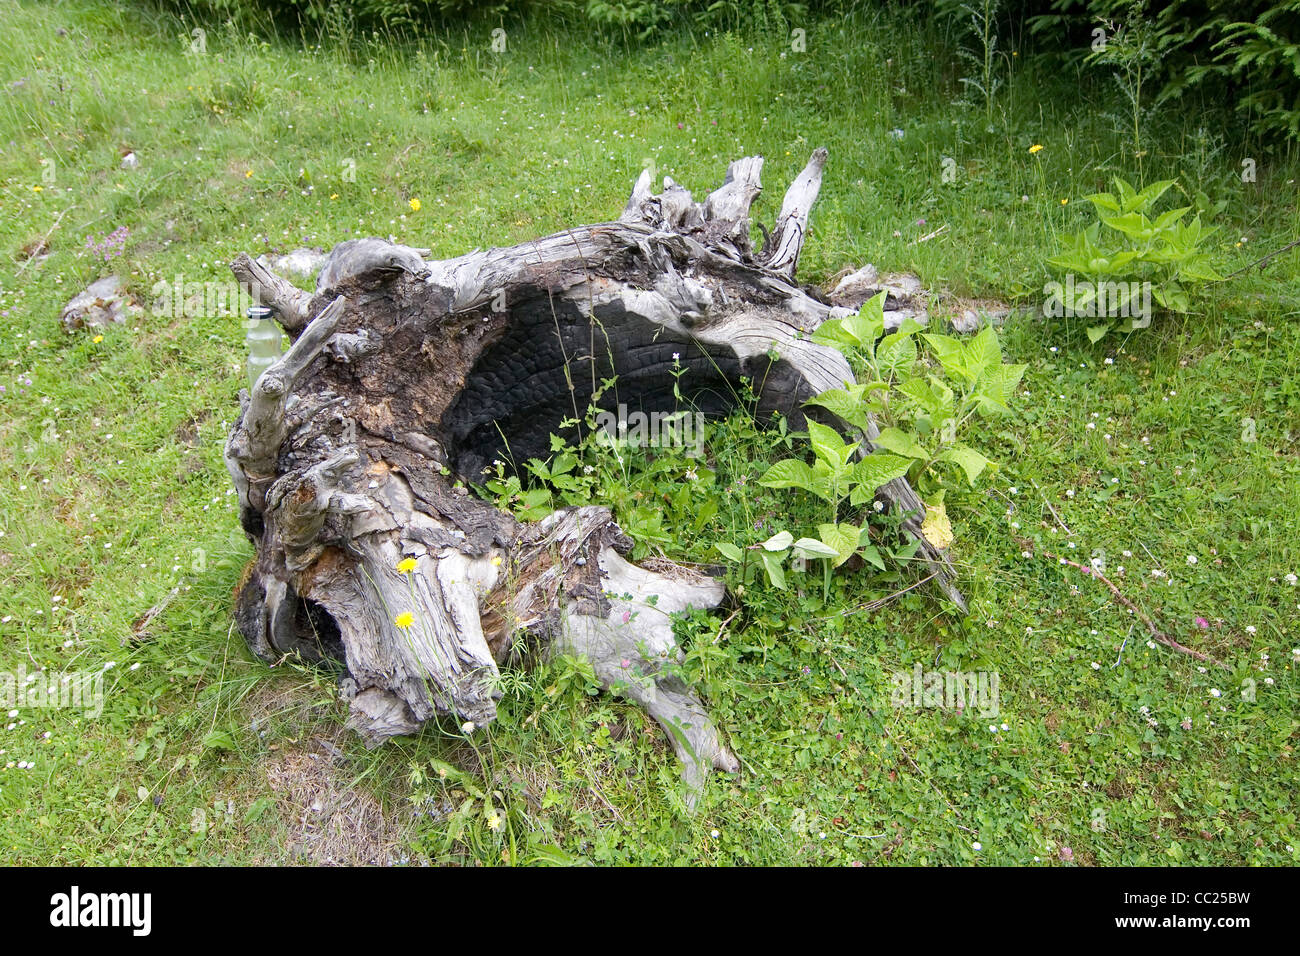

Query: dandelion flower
[490,555,502,567]
[1028,144,1043,154]
[394,611,415,629]
[397,557,417,575]
[486,812,501,831]
[92,334,103,343]
[409,198,422,212]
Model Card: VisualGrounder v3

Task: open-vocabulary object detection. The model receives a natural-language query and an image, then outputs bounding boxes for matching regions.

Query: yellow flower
[490,555,502,567]
[397,557,417,575]
[394,611,415,629]
[245,170,253,178]
[329,193,338,200]
[32,186,42,192]
[409,197,421,212]
[486,812,501,831]
[92,334,103,343]
[1060,198,1069,205]
[1028,144,1043,154]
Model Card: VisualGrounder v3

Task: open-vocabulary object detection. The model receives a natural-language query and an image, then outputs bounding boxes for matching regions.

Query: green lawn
[0,0,1297,865]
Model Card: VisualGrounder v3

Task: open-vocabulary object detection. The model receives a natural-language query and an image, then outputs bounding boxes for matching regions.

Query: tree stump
[224,149,963,799]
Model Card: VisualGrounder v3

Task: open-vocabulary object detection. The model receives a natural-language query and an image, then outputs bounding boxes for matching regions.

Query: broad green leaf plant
[1045,177,1223,342]
[806,291,1024,493]
[715,291,1025,597]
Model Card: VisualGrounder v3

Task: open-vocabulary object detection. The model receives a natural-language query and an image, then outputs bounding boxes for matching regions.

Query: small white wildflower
[460,721,475,733]
[1209,688,1221,698]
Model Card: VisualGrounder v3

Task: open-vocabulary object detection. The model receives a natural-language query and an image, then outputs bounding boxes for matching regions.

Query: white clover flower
[972,841,982,851]
[1187,555,1197,565]
[1090,662,1101,670]
[1209,688,1221,698]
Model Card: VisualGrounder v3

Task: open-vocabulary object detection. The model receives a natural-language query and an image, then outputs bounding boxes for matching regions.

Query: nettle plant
[718,419,911,600]
[1046,177,1223,342]
[807,291,1024,495]
[716,291,1025,597]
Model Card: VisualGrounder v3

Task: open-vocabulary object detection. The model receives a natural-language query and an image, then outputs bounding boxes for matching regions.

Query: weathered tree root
[224,149,964,799]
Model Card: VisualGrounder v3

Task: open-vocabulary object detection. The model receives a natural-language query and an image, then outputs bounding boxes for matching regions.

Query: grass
[0,0,1297,865]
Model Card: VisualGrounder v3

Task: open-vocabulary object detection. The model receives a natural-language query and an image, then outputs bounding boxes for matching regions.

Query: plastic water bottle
[246,305,282,391]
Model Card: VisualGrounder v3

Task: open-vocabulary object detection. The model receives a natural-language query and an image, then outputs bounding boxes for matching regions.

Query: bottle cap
[247,305,276,321]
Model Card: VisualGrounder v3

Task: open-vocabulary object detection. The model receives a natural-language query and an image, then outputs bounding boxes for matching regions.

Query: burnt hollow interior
[440,294,816,480]
[292,597,346,666]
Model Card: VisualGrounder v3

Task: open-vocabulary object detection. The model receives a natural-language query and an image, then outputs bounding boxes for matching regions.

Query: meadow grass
[0,0,1297,864]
